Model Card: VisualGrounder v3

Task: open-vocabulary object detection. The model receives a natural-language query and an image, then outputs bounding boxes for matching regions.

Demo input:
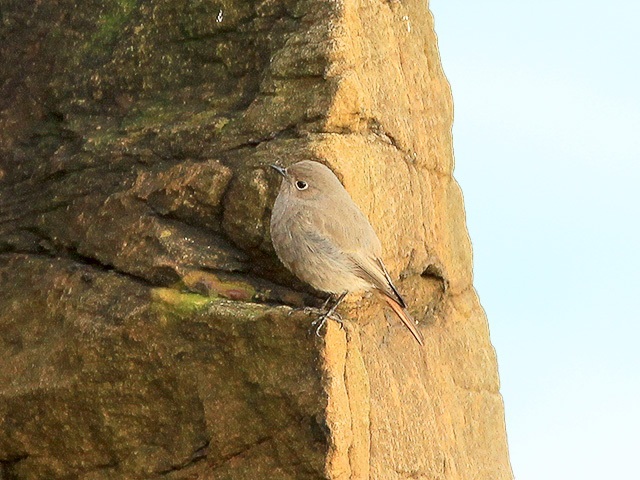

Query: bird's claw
[310,310,344,337]
[312,316,327,337]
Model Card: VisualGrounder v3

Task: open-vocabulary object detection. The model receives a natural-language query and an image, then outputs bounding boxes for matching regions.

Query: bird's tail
[383,296,425,346]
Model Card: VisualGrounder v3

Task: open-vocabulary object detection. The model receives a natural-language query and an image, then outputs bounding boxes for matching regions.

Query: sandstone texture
[0,0,512,479]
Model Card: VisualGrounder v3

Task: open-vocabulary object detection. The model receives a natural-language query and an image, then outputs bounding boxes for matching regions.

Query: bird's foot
[303,306,323,316]
[287,306,343,330]
[310,310,343,337]
[287,306,333,317]
[286,292,347,337]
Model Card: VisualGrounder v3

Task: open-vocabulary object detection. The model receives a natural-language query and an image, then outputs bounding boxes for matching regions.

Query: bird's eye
[295,180,308,190]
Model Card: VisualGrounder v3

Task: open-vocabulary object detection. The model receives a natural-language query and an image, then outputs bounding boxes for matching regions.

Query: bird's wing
[350,254,406,307]
[311,193,383,258]
[305,202,424,346]
[352,254,424,346]
[306,198,403,300]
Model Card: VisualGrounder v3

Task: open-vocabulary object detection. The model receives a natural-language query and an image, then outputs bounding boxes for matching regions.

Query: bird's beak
[270,164,287,177]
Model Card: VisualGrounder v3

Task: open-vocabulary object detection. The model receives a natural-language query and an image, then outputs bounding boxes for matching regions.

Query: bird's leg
[301,295,333,316]
[323,291,347,322]
[289,295,339,320]
[311,291,348,337]
[320,295,333,311]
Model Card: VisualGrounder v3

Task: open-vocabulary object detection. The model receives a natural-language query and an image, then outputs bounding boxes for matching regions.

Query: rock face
[0,0,512,479]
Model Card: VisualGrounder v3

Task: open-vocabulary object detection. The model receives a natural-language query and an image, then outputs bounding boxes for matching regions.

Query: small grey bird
[269,160,424,346]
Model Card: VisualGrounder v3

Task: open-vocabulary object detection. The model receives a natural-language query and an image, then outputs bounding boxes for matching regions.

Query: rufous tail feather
[383,296,424,346]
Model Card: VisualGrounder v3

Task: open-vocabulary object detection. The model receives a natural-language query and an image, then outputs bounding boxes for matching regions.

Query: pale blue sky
[429,1,640,479]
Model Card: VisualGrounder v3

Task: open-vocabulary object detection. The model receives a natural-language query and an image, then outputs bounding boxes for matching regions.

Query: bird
[269,160,424,346]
